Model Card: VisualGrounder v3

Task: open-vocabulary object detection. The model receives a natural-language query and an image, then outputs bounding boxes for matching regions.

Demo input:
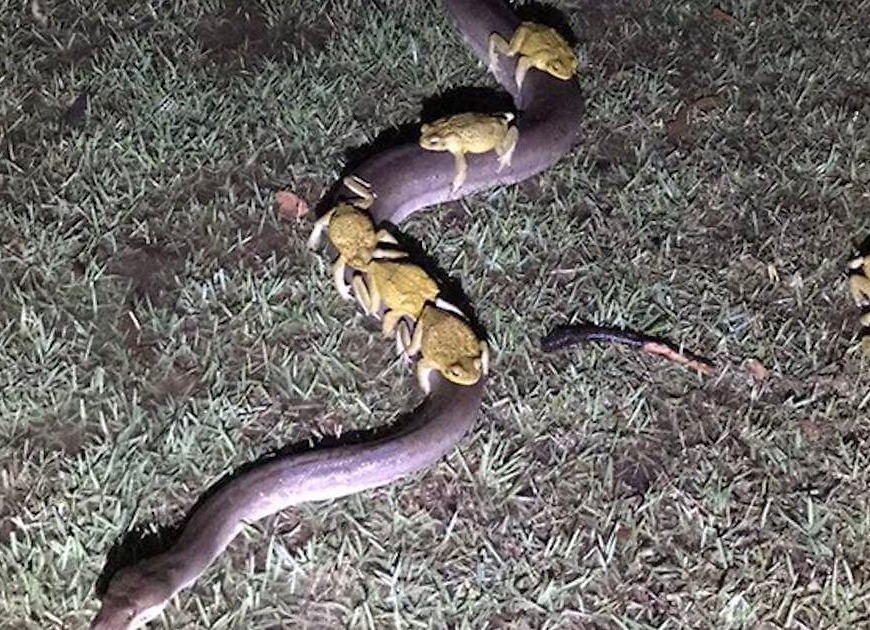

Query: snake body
[91,1,583,627]
[349,0,584,224]
[90,380,485,629]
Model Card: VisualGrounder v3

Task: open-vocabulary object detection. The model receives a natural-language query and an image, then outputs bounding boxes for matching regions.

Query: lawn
[2,0,870,628]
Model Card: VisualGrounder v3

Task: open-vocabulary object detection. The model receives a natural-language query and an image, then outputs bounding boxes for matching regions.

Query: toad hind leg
[332,258,352,300]
[307,210,334,250]
[352,274,381,315]
[495,126,519,171]
[488,26,528,68]
[488,32,511,73]
[371,230,406,260]
[382,309,409,338]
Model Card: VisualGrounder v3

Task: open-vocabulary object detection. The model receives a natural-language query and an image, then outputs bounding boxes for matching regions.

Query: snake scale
[90,0,583,626]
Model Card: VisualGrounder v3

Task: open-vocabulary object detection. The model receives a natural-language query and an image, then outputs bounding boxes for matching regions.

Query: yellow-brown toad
[308,175,404,299]
[401,300,489,393]
[419,112,519,192]
[489,22,578,89]
[352,259,442,340]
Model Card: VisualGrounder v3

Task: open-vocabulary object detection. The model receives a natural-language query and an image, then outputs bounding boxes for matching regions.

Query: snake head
[90,564,172,630]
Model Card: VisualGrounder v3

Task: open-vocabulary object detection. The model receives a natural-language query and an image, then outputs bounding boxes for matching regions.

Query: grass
[2,0,870,627]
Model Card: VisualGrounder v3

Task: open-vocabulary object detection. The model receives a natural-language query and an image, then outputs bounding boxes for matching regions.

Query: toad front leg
[403,316,437,394]
[488,27,527,74]
[415,358,438,395]
[513,56,535,91]
[450,150,468,192]
[495,126,519,171]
